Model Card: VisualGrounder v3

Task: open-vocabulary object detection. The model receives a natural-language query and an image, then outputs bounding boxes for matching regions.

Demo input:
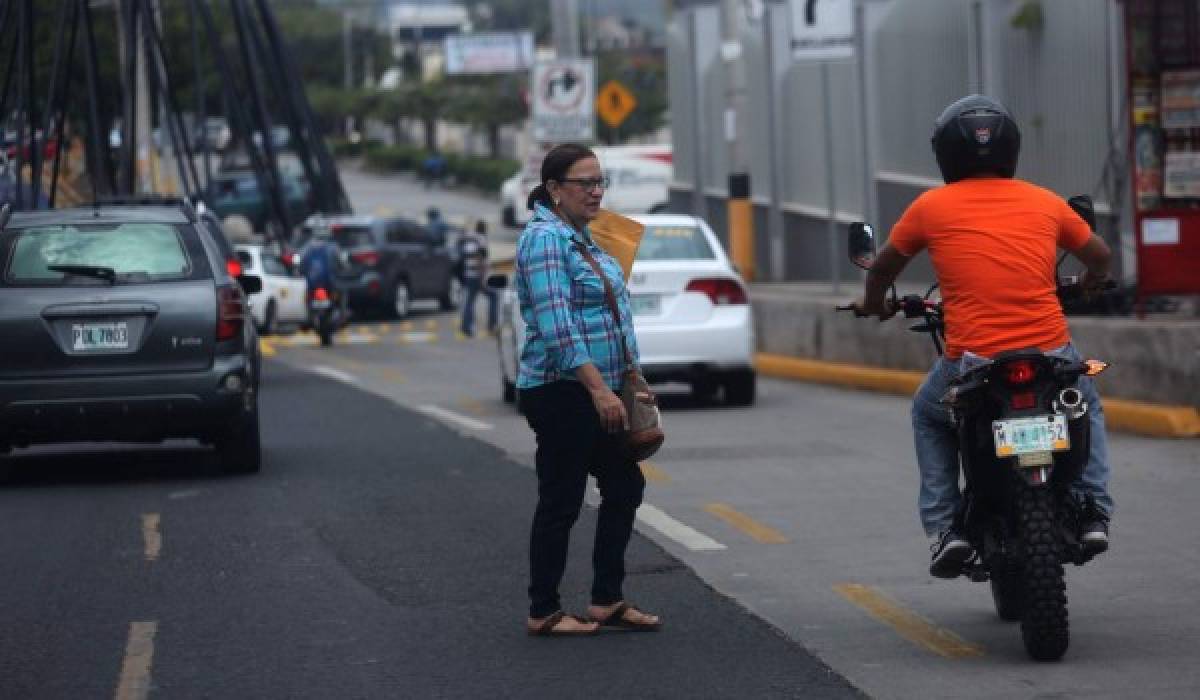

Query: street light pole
[552,0,581,58]
[721,0,754,281]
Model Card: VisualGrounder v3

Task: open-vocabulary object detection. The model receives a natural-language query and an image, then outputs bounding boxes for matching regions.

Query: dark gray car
[301,215,460,319]
[0,200,264,473]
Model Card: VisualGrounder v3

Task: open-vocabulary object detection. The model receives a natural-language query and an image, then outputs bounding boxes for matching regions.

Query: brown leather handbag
[574,241,665,462]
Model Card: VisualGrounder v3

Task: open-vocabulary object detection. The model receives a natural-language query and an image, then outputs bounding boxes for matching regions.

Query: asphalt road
[254,308,1199,700]
[0,358,860,699]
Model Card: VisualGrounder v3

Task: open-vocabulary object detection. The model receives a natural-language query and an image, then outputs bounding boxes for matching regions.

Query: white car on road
[493,214,756,406]
[235,244,307,334]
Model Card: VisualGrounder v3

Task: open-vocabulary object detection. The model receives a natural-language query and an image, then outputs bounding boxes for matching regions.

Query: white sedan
[493,214,756,406]
[235,244,308,334]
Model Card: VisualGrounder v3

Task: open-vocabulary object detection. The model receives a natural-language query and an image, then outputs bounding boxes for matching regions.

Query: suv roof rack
[92,195,197,222]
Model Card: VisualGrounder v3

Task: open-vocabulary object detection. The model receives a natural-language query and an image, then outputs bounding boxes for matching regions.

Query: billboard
[443,32,535,75]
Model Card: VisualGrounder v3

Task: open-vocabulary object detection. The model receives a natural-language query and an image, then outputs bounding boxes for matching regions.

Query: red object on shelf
[1134,210,1200,295]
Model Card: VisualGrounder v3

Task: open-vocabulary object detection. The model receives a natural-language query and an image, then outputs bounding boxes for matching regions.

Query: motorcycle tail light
[1010,391,1037,410]
[312,287,330,301]
[225,257,243,278]
[1003,360,1037,385]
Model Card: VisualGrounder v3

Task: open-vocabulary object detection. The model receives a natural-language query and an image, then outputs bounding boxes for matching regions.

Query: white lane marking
[636,503,727,552]
[142,514,161,562]
[415,405,494,432]
[310,366,360,385]
[115,621,157,700]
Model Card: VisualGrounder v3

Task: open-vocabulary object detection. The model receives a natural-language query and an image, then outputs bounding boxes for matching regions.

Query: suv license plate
[72,321,130,351]
[992,414,1069,457]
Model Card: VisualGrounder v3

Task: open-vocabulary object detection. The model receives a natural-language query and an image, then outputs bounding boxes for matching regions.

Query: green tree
[445,76,527,158]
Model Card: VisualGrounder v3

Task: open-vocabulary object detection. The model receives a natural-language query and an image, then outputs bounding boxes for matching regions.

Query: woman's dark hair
[526,143,597,211]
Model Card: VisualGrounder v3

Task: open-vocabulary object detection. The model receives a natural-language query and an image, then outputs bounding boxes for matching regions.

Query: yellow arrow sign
[596,80,637,129]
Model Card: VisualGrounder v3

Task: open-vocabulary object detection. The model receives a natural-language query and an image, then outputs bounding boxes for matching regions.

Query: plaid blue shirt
[515,203,639,391]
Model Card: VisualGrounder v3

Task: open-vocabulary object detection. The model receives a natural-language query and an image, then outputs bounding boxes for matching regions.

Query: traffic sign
[531,59,595,143]
[596,80,638,129]
[790,0,855,61]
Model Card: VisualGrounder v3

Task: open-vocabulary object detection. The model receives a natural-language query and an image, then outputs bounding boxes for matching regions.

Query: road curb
[756,353,1200,439]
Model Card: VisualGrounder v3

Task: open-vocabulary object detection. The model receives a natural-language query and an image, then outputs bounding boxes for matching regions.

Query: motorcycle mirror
[848,222,877,270]
[1067,194,1096,232]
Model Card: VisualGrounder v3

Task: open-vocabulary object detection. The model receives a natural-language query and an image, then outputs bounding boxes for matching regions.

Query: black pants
[520,380,645,618]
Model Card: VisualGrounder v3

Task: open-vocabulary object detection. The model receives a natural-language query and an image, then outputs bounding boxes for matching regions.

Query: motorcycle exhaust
[1054,387,1087,420]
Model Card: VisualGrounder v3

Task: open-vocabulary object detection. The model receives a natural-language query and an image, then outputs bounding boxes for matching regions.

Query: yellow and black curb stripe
[756,353,1199,439]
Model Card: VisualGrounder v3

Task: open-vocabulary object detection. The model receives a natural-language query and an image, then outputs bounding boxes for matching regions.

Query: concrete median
[752,286,1199,439]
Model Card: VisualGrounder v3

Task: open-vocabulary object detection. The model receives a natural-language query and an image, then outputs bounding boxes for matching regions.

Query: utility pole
[552,0,581,58]
[721,0,754,281]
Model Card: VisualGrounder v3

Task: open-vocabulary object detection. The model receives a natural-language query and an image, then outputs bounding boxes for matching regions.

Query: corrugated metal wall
[666,0,1126,283]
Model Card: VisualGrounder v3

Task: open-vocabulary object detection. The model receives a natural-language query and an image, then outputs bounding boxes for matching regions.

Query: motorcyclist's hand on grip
[845,297,897,321]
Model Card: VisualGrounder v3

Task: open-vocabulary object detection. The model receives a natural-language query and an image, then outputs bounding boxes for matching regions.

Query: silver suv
[0,199,264,473]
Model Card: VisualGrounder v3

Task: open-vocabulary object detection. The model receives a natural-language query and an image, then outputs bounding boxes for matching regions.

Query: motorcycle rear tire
[319,327,334,347]
[1017,484,1069,661]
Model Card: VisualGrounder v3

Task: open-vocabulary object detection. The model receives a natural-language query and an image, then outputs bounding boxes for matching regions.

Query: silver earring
[553,199,560,207]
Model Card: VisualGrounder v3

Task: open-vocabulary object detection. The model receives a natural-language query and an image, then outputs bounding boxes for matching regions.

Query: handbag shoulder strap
[572,240,634,369]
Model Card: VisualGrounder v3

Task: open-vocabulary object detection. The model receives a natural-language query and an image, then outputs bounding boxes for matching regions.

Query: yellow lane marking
[639,461,670,484]
[141,514,161,562]
[454,331,469,342]
[377,324,390,334]
[115,621,158,700]
[398,332,437,344]
[424,319,438,331]
[702,503,789,544]
[399,321,413,332]
[258,338,276,357]
[833,583,985,658]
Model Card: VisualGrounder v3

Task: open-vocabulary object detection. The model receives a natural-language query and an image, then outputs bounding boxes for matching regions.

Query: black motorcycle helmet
[931,95,1021,183]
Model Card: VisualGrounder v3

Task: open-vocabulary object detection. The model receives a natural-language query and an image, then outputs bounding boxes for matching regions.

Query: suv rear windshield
[635,225,716,261]
[332,225,375,247]
[5,223,201,285]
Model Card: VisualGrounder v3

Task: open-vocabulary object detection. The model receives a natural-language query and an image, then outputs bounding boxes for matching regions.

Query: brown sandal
[527,610,599,637]
[591,602,662,632]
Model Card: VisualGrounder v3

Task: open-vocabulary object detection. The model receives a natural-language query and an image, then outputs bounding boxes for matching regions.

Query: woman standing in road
[516,143,662,636]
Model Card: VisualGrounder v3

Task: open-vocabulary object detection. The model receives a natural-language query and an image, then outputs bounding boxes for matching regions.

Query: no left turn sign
[532,59,595,143]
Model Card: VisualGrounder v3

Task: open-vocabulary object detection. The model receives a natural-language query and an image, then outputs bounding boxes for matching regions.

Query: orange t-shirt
[888,178,1092,359]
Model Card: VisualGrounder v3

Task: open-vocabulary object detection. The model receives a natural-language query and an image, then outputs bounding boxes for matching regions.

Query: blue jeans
[912,343,1113,537]
[460,278,497,335]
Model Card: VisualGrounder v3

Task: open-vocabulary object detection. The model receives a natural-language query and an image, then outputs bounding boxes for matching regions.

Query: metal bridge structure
[0,0,352,240]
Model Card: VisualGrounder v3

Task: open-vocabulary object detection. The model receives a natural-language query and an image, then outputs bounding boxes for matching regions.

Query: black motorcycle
[307,286,345,347]
[838,198,1111,662]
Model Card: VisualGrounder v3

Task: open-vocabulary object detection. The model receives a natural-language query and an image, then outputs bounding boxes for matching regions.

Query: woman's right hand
[590,387,628,434]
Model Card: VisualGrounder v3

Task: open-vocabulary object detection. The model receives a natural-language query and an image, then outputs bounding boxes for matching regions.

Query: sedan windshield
[635,225,716,261]
[6,223,192,284]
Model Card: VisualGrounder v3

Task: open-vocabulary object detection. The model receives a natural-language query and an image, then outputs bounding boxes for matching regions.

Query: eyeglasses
[560,177,610,191]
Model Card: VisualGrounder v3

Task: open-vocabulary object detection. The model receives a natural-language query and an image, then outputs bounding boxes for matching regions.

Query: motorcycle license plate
[310,299,332,310]
[992,415,1070,457]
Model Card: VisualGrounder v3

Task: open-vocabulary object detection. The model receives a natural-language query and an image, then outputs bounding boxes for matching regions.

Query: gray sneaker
[929,529,973,578]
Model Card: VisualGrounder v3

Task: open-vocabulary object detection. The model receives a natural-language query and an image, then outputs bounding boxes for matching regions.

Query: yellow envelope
[588,209,646,280]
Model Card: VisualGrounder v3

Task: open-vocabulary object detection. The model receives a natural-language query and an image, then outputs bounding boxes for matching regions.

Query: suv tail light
[351,250,380,267]
[1003,359,1037,385]
[311,287,329,301]
[217,285,246,341]
[685,278,747,305]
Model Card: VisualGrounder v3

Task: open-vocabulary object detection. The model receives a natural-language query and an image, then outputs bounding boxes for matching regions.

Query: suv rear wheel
[392,279,411,319]
[440,277,463,311]
[216,397,261,474]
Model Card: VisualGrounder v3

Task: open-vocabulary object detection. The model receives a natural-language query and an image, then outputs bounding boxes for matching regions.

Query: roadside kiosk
[1125,0,1200,298]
